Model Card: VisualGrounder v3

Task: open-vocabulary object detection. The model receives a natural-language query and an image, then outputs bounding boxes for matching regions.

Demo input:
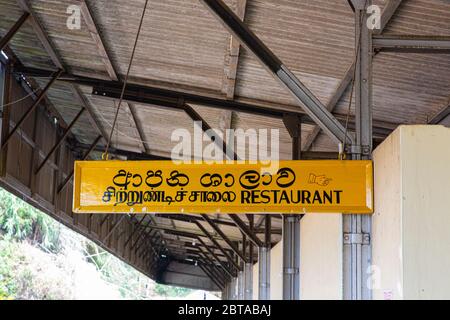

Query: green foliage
[0,188,195,299]
[0,238,74,300]
[0,189,61,253]
[0,240,19,299]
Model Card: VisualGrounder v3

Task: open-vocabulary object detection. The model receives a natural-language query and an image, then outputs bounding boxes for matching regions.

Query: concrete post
[258,246,270,299]
[244,262,253,299]
[238,269,244,300]
[283,215,301,299]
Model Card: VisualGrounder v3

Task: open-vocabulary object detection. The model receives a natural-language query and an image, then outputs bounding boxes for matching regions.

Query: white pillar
[244,262,253,299]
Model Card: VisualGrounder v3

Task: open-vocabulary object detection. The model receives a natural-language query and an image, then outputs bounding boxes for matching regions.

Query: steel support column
[244,262,253,300]
[222,282,228,300]
[227,282,232,300]
[282,114,302,300]
[282,215,301,300]
[244,215,254,300]
[258,215,271,300]
[230,277,238,300]
[344,0,373,300]
[223,282,228,300]
[238,269,244,300]
[237,240,245,300]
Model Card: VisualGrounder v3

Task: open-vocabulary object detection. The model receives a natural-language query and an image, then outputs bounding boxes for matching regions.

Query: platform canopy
[1,0,450,290]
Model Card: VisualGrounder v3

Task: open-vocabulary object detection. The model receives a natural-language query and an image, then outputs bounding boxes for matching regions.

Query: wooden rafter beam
[14,0,109,150]
[11,0,75,132]
[77,0,117,79]
[78,0,147,153]
[16,0,64,69]
[222,0,247,100]
[219,0,246,150]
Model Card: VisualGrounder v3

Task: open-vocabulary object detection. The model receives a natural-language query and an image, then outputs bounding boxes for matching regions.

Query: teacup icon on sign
[308,173,332,186]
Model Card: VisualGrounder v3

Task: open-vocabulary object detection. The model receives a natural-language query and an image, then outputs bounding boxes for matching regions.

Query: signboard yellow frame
[73,160,373,214]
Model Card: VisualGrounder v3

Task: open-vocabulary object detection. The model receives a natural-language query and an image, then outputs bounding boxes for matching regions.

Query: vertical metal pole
[222,282,228,300]
[282,114,302,300]
[230,277,238,300]
[222,282,229,300]
[244,262,253,300]
[245,215,254,300]
[283,215,301,300]
[259,215,271,300]
[238,239,245,300]
[343,0,373,300]
[238,271,244,299]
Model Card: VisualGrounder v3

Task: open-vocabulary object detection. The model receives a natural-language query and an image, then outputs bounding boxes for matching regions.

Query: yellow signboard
[73,160,373,214]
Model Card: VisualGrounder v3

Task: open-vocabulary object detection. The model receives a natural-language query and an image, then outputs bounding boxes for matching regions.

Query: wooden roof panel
[87,0,232,91]
[29,0,109,77]
[0,0,54,68]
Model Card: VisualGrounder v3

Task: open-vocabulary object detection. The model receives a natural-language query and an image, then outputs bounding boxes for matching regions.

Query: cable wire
[341,0,367,160]
[102,0,149,160]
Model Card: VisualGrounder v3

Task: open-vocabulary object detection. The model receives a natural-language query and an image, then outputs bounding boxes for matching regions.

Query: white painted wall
[252,262,258,299]
[372,129,403,299]
[248,125,450,300]
[372,125,450,299]
[270,241,283,299]
[251,214,343,300]
[300,214,343,299]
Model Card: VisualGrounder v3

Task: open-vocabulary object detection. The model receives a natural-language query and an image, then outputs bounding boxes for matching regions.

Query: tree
[0,189,61,253]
